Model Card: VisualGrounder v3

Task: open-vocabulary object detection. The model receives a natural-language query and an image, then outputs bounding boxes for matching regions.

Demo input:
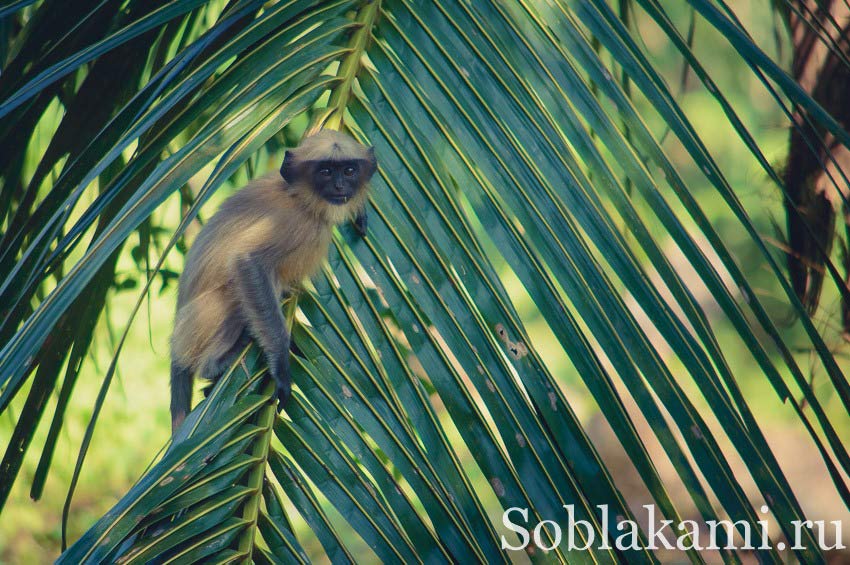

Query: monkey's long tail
[170,361,194,433]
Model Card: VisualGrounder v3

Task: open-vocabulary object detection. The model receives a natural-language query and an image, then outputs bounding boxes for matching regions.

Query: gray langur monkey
[169,130,376,432]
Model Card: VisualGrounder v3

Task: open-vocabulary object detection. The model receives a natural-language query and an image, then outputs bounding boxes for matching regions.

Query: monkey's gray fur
[170,130,376,432]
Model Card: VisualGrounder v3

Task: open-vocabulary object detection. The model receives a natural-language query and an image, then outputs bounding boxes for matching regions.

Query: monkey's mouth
[325,195,352,205]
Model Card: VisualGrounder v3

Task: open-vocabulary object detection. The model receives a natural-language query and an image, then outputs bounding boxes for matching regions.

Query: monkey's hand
[354,210,368,237]
[234,254,293,412]
[269,350,292,411]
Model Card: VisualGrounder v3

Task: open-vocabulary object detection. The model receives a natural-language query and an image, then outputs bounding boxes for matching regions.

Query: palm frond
[1,0,848,562]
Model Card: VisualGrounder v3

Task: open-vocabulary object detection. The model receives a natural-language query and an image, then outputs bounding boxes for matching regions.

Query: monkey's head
[280,130,377,222]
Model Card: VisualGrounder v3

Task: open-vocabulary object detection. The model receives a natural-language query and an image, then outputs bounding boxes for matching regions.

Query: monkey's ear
[365,147,377,180]
[280,151,297,183]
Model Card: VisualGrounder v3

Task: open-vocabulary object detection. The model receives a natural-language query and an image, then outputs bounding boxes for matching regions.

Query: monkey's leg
[234,256,292,409]
[200,329,252,397]
[170,361,194,433]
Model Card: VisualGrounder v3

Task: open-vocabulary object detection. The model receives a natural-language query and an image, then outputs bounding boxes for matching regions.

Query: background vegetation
[1,0,849,562]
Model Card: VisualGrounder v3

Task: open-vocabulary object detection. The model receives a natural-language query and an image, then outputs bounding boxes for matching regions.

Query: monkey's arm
[354,208,368,237]
[234,254,291,408]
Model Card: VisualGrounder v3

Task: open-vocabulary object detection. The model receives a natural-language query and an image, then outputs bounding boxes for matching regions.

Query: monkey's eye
[319,168,332,177]
[343,166,356,177]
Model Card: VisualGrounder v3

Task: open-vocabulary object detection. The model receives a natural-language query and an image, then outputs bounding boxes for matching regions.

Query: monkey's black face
[311,160,366,205]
